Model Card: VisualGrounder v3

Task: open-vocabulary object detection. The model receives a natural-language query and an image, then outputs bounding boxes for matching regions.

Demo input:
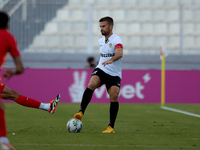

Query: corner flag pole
[161,53,165,107]
[160,38,167,107]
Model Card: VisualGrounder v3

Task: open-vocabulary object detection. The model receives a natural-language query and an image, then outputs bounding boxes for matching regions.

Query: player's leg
[0,101,11,149]
[74,75,101,120]
[108,85,120,127]
[81,75,100,112]
[0,97,16,150]
[1,85,60,114]
[102,75,121,133]
[0,101,6,140]
[102,85,120,133]
[0,83,15,150]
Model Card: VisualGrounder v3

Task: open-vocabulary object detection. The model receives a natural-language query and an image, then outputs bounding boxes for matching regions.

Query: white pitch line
[162,106,200,118]
[14,143,194,148]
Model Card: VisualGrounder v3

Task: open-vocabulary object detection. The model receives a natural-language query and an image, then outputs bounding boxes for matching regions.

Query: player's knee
[9,90,20,100]
[88,83,98,90]
[110,93,119,102]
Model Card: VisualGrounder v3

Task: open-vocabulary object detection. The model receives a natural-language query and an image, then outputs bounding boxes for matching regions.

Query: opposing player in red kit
[0,11,60,150]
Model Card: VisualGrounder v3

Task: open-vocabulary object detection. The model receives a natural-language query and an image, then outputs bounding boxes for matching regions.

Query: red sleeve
[115,43,123,49]
[9,35,20,57]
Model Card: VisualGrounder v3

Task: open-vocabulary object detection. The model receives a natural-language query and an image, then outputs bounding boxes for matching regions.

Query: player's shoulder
[112,34,122,40]
[2,30,15,39]
[8,32,17,43]
[0,30,15,43]
[111,34,122,43]
[98,36,105,43]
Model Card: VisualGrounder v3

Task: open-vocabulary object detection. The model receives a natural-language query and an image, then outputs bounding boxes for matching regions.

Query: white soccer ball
[67,118,83,133]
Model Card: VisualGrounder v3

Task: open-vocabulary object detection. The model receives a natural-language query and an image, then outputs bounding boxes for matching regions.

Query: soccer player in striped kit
[74,16,123,133]
[0,11,60,150]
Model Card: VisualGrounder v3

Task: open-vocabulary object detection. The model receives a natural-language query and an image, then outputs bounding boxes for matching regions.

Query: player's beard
[101,28,110,36]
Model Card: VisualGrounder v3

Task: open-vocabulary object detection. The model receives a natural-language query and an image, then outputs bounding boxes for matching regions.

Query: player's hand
[102,60,113,66]
[3,68,14,80]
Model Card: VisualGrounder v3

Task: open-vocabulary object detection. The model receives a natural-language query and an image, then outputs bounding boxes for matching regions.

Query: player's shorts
[91,68,121,91]
[0,83,5,104]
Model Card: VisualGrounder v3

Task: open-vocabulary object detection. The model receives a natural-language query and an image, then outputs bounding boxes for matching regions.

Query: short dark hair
[0,11,9,29]
[99,16,114,26]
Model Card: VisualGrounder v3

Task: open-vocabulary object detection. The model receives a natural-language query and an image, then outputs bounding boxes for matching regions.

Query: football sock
[16,95,41,109]
[39,103,50,111]
[0,109,7,138]
[80,87,94,114]
[109,102,119,129]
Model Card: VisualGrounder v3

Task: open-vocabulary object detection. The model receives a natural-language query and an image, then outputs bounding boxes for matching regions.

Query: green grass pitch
[4,103,200,150]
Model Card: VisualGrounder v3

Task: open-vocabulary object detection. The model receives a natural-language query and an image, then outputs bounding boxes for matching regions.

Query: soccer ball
[67,118,83,133]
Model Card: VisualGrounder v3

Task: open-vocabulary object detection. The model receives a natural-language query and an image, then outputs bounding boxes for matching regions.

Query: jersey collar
[105,33,114,43]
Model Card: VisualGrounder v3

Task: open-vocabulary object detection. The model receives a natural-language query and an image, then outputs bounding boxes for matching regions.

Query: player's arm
[4,56,24,80]
[3,34,24,80]
[102,44,123,66]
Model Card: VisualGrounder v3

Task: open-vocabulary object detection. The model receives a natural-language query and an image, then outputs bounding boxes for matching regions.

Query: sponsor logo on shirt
[100,53,115,57]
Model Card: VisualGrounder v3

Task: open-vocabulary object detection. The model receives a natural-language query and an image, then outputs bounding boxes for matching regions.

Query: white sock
[39,103,50,111]
[0,137,9,143]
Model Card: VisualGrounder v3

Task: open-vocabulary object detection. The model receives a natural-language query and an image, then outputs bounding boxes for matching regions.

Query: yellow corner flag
[160,38,167,107]
[161,53,165,106]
